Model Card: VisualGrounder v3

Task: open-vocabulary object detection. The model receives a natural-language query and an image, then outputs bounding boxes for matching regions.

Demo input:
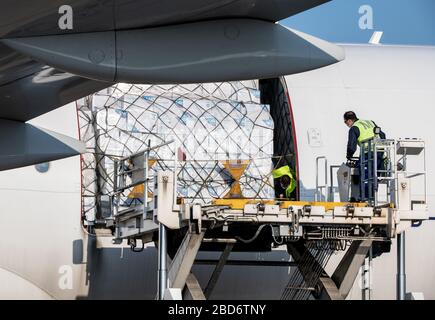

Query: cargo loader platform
[101,137,428,300]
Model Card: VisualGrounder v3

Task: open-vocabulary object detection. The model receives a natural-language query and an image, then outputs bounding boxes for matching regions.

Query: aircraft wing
[0,0,338,171]
[0,0,331,39]
[0,0,333,121]
[0,41,109,171]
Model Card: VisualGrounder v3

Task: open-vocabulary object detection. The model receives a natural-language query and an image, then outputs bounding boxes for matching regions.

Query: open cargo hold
[78,81,298,221]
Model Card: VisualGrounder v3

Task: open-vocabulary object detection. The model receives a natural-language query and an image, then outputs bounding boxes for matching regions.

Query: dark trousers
[360,152,384,201]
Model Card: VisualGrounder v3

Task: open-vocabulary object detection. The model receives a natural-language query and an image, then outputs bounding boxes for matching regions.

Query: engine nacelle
[2,19,345,84]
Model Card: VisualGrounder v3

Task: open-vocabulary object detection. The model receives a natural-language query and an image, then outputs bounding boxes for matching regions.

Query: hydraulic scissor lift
[104,137,428,300]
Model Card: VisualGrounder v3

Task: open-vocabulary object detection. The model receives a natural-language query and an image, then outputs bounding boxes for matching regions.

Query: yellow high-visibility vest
[352,119,376,144]
[272,165,296,198]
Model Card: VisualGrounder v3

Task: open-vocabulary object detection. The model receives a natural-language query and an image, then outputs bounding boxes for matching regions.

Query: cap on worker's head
[280,175,291,189]
[344,111,358,121]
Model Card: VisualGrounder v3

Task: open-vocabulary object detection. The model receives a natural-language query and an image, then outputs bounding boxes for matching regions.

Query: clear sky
[280,0,435,46]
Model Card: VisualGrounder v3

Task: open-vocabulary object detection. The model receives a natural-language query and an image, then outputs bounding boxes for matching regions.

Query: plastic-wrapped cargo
[78,81,275,217]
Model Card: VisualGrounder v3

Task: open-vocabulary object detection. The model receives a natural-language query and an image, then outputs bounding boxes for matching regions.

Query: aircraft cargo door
[260,77,299,200]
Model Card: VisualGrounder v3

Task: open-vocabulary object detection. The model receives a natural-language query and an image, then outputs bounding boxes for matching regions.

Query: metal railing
[111,139,174,240]
[315,156,328,202]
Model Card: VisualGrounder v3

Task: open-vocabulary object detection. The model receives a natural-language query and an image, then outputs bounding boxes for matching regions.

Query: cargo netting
[78,81,283,220]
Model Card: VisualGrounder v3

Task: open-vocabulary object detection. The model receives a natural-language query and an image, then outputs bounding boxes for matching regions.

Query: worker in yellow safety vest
[343,111,386,200]
[272,165,296,199]
[343,111,393,254]
[343,111,385,160]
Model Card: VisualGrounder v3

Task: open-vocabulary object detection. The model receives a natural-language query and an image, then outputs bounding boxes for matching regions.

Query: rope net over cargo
[77,81,288,220]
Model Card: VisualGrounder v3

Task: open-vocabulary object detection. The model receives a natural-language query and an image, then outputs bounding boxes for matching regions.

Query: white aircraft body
[0,43,434,300]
